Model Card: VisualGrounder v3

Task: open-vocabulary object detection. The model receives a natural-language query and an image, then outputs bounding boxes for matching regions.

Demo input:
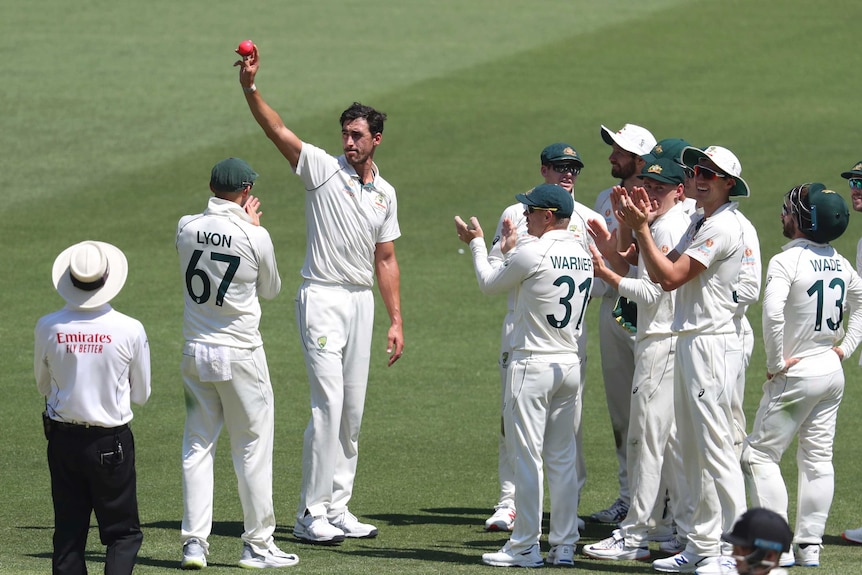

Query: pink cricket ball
[236,40,255,57]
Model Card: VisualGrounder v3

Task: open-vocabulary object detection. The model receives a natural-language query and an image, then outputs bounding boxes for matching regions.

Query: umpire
[35,240,151,575]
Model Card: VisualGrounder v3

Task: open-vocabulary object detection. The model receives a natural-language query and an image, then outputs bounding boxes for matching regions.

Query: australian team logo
[317,336,327,349]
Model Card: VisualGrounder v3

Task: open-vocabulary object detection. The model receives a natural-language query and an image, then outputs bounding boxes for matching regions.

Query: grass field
[4,0,862,573]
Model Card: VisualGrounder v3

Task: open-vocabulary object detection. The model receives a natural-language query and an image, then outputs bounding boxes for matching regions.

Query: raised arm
[235,45,303,169]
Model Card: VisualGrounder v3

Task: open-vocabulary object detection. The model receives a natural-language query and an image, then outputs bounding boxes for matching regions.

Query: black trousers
[47,424,142,575]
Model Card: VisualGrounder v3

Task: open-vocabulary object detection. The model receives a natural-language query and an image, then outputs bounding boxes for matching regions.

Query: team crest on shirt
[373,192,387,210]
[660,245,670,254]
[705,239,714,247]
[317,336,327,349]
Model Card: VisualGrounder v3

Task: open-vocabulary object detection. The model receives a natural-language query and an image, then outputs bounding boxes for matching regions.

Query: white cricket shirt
[35,305,151,427]
[762,237,862,377]
[470,229,593,355]
[618,201,689,338]
[177,197,281,347]
[672,202,744,335]
[295,143,401,287]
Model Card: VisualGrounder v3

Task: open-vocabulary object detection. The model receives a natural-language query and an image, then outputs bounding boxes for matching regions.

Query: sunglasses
[693,165,728,180]
[550,163,581,175]
[850,178,862,191]
[678,163,695,179]
[526,205,558,214]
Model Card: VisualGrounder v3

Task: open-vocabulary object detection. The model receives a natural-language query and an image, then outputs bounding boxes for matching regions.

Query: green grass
[4,0,862,573]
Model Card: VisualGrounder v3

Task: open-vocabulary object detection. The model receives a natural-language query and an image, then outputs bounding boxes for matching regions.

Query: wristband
[243,84,257,94]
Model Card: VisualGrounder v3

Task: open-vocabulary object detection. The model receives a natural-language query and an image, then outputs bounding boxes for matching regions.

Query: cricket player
[839,160,862,546]
[236,46,403,544]
[741,183,862,569]
[177,158,298,569]
[456,184,593,568]
[582,157,690,562]
[484,142,602,533]
[36,240,150,575]
[592,123,657,525]
[719,508,794,575]
[617,145,750,573]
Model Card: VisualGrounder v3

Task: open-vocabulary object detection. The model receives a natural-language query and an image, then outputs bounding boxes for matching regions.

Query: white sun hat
[681,145,751,198]
[600,123,657,156]
[52,241,128,310]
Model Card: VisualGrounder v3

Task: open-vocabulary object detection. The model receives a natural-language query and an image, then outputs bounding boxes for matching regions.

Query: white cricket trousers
[621,334,677,548]
[181,343,277,555]
[496,316,588,509]
[731,318,755,456]
[598,294,635,505]
[295,281,373,520]
[504,352,581,553]
[675,332,746,557]
[741,369,844,545]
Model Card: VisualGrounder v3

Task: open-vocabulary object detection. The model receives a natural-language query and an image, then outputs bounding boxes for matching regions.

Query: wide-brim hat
[600,123,656,156]
[681,145,751,198]
[840,160,862,179]
[52,241,128,310]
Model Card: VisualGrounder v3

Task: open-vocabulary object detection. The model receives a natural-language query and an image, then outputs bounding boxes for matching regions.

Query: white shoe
[659,537,686,555]
[779,550,795,567]
[843,526,862,544]
[482,543,543,567]
[795,543,821,567]
[653,550,715,573]
[577,517,586,532]
[238,544,299,569]
[329,510,378,538]
[485,506,516,532]
[546,544,575,566]
[293,513,345,545]
[591,498,629,524]
[181,537,207,570]
[694,555,737,575]
[582,529,649,561]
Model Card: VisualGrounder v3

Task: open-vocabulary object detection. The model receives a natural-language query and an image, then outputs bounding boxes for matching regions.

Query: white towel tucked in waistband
[195,343,232,382]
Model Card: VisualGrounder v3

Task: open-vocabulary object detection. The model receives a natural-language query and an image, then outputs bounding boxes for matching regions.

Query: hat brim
[545,157,584,168]
[600,125,646,155]
[681,147,750,198]
[841,170,862,179]
[52,241,128,309]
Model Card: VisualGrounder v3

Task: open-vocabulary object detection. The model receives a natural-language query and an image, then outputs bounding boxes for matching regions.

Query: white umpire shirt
[35,305,151,427]
[762,237,862,377]
[470,230,593,355]
[176,197,281,348]
[295,143,401,288]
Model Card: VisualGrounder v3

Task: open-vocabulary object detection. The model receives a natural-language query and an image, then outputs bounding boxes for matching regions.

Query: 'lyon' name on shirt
[197,231,232,248]
[550,255,593,271]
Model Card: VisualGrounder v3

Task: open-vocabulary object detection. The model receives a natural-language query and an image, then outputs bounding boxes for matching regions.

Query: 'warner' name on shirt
[550,256,593,271]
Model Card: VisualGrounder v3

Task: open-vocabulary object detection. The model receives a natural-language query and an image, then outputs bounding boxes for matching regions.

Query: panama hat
[52,241,128,310]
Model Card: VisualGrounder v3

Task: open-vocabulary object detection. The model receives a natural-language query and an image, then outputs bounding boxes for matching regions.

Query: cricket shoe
[329,510,378,538]
[238,543,299,569]
[779,551,795,567]
[842,526,862,544]
[577,517,585,532]
[795,543,820,567]
[590,498,629,524]
[582,529,649,561]
[659,537,686,555]
[485,505,516,532]
[293,513,345,545]
[546,544,575,566]
[652,550,716,573]
[482,543,543,568]
[181,537,207,570]
[694,555,737,575]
